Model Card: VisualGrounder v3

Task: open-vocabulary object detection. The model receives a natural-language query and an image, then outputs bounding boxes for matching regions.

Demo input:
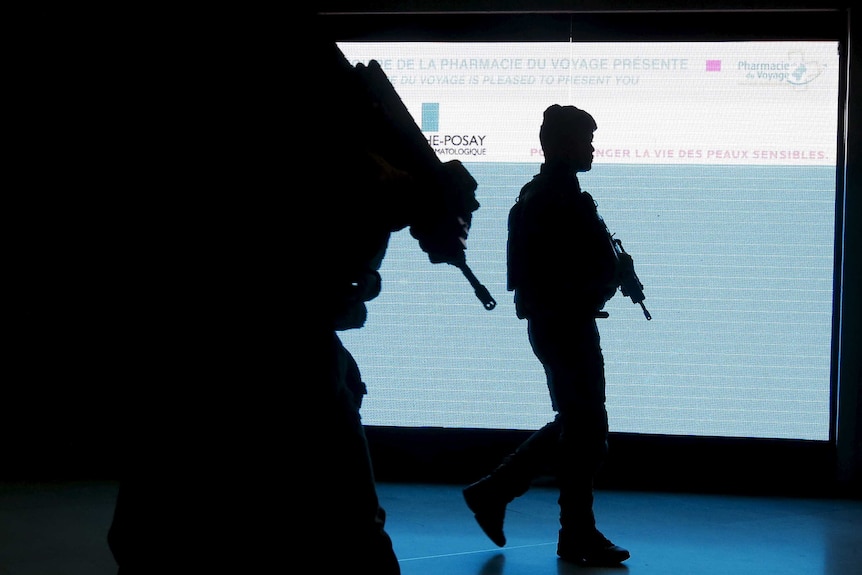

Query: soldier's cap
[540,104,597,149]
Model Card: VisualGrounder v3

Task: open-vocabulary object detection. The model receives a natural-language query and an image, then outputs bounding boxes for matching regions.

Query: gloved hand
[410,214,470,265]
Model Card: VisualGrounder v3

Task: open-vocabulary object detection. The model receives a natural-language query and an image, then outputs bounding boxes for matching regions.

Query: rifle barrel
[640,302,652,320]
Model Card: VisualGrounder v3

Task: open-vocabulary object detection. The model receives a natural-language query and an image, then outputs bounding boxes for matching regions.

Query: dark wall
[6,3,857,498]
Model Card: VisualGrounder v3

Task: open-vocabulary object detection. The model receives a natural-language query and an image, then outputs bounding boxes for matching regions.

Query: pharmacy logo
[786,56,824,86]
[737,52,825,86]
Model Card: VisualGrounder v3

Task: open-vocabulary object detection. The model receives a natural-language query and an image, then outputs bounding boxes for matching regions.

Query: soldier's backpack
[506,194,529,318]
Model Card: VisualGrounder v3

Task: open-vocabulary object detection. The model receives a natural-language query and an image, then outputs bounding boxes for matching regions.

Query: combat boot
[462,475,513,547]
[464,421,558,546]
[556,528,630,566]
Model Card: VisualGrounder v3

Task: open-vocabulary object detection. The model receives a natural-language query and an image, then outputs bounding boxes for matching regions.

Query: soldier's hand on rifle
[410,213,471,266]
[616,252,634,288]
[617,250,634,272]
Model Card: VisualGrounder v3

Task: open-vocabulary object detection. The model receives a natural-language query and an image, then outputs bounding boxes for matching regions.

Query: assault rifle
[611,237,651,320]
[592,199,651,320]
[339,47,496,311]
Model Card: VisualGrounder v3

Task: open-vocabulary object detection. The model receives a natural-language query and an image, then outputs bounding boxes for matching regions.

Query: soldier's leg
[552,322,628,565]
[318,335,400,575]
[463,316,567,546]
[463,417,561,546]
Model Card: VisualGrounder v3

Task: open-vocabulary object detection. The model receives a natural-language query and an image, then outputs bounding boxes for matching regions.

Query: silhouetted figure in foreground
[462,104,631,566]
[302,29,487,574]
[105,19,489,571]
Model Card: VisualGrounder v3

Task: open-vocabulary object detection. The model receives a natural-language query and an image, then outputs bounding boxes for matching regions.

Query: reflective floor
[378,482,862,575]
[0,481,119,575]
[0,480,859,575]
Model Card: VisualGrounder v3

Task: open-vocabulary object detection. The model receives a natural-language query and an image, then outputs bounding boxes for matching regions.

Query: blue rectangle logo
[421,103,439,132]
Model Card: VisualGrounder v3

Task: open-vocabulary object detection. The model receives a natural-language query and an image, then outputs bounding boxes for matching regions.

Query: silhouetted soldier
[108,20,490,573]
[304,28,489,575]
[462,104,631,566]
